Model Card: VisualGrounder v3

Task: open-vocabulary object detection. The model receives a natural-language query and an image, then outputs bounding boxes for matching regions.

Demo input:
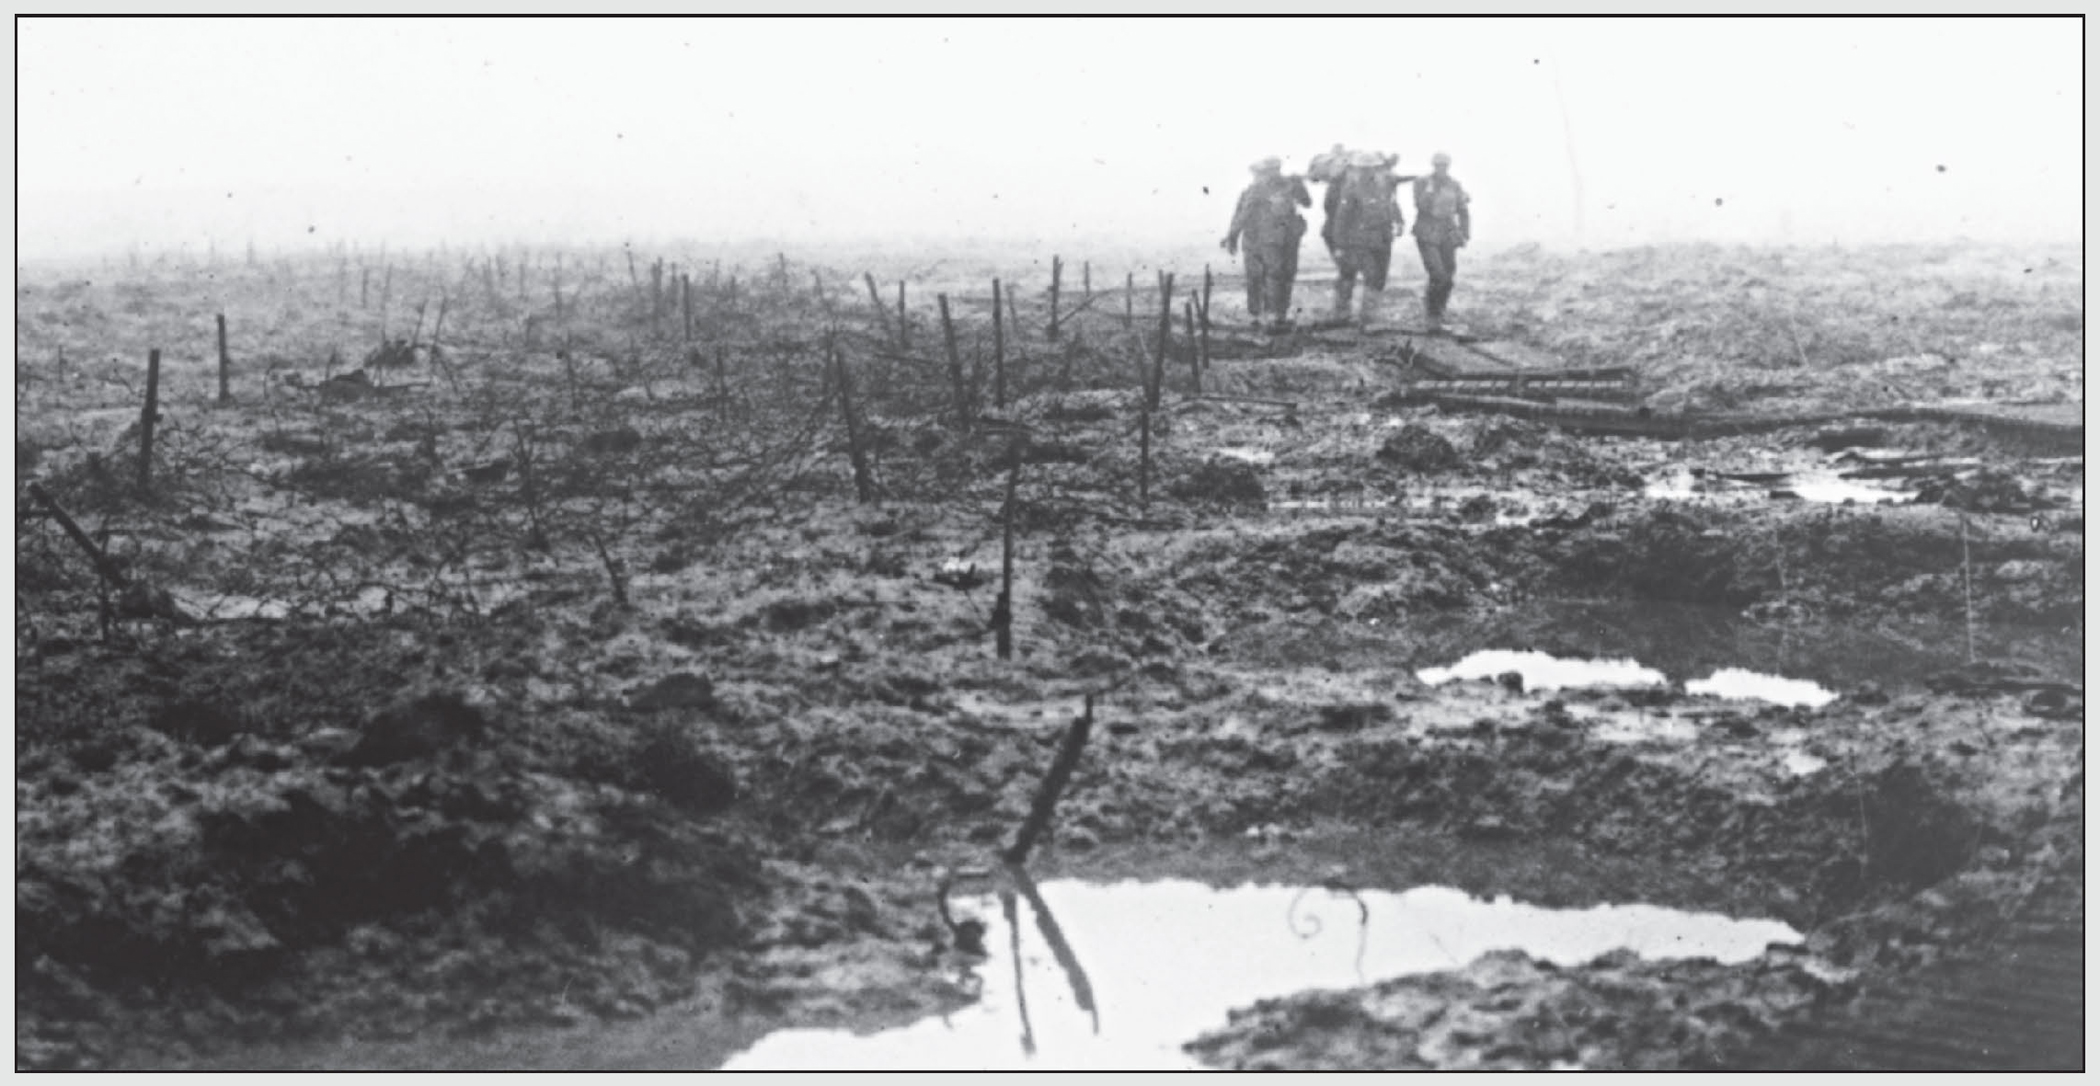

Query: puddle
[1406,600,2080,695]
[722,877,1800,1070]
[1419,649,1837,709]
[1643,468,1914,505]
[1684,667,1836,709]
[1416,649,1666,692]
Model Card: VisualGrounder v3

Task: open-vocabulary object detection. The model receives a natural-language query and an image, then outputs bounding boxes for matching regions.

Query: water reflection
[721,879,1800,1071]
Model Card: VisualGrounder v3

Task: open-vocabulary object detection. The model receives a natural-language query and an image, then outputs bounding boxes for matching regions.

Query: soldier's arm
[1290,178,1312,207]
[1224,189,1253,247]
[1457,184,1472,241]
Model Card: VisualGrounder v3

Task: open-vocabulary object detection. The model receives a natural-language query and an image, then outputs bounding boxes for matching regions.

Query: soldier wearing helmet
[1411,151,1472,333]
[1221,156,1311,334]
[1327,149,1404,327]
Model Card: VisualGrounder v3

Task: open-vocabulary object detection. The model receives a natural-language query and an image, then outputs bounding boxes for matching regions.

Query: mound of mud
[1186,947,1839,1070]
[1376,425,1461,471]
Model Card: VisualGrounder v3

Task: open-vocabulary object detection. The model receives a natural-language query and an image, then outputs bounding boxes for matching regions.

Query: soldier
[1307,143,1350,259]
[1411,151,1472,333]
[1221,157,1311,334]
[1328,150,1404,326]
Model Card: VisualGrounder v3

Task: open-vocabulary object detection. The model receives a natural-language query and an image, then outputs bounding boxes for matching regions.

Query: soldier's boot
[1333,279,1355,322]
[1361,288,1387,329]
[1423,293,1443,334]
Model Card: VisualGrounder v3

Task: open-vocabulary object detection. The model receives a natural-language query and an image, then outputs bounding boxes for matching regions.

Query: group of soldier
[1222,146,1470,334]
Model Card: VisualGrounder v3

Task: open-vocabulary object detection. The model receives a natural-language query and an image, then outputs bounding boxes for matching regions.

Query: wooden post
[1151,272,1175,412]
[379,264,393,339]
[1200,266,1214,373]
[361,266,370,308]
[832,338,877,505]
[1125,272,1134,331]
[864,272,893,345]
[651,259,664,329]
[1184,298,1200,394]
[138,348,161,492]
[715,344,729,417]
[1139,398,1151,509]
[811,269,835,320]
[216,313,231,404]
[430,294,451,354]
[1082,260,1091,298]
[1002,697,1094,866]
[682,273,693,343]
[995,436,1020,659]
[896,280,908,350]
[1048,255,1062,341]
[992,278,1006,408]
[26,484,130,588]
[939,293,968,425]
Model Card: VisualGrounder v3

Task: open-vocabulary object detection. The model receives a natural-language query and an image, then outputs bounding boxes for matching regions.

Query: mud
[13,242,2083,1070]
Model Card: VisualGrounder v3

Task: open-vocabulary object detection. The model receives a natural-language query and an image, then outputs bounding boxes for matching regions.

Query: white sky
[15,17,2086,259]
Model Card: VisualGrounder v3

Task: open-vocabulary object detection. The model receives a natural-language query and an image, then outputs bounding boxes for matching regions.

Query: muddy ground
[13,241,2084,1069]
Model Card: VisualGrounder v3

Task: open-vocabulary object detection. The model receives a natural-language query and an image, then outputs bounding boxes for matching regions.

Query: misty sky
[16,17,2085,259]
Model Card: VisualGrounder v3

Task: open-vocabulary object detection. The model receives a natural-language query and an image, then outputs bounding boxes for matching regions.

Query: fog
[17,17,2084,262]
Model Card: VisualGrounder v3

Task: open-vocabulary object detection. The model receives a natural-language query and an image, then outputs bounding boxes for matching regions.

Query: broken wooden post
[361,266,370,308]
[136,348,162,492]
[1184,298,1199,394]
[1003,696,1094,866]
[1200,265,1214,372]
[896,280,909,350]
[651,259,664,330]
[28,483,130,589]
[715,344,730,418]
[216,313,231,404]
[1151,272,1175,412]
[992,278,1006,408]
[430,294,451,352]
[1082,260,1091,298]
[1139,397,1152,509]
[682,273,693,343]
[1124,272,1135,331]
[939,293,969,425]
[995,435,1020,659]
[832,338,877,505]
[1048,255,1062,341]
[864,272,893,345]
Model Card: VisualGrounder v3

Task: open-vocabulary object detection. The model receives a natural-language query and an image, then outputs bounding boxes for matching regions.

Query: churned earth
[14,242,2083,1069]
